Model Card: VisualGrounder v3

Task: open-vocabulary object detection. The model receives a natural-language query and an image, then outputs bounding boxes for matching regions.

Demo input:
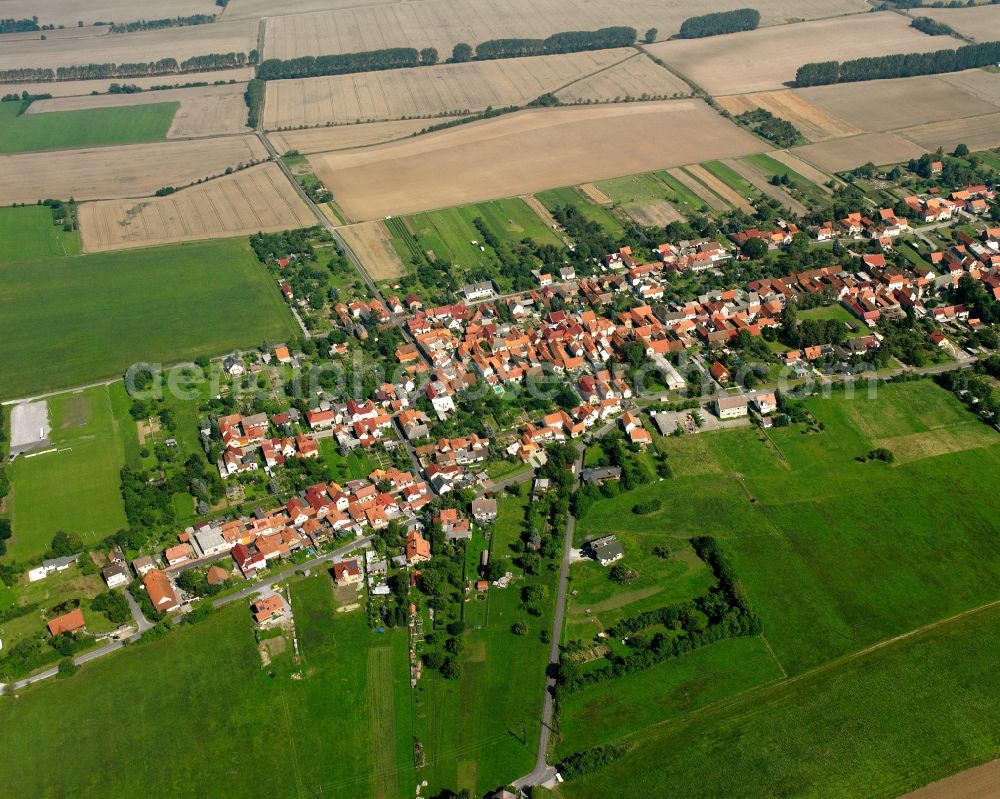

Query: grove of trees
[677,8,761,39]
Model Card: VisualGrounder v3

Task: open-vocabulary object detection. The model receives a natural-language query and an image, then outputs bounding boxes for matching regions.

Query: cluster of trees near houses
[0,51,257,84]
[256,26,636,81]
[677,8,760,39]
[795,41,1000,87]
[556,536,762,695]
[937,355,1000,421]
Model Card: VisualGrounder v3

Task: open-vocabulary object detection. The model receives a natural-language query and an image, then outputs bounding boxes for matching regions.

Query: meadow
[0,575,414,798]
[0,238,297,399]
[535,186,625,236]
[5,385,128,562]
[575,381,1000,676]
[0,100,177,154]
[0,205,80,260]
[557,603,1000,799]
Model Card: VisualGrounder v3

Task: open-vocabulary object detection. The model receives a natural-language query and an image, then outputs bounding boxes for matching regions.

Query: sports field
[5,385,128,561]
[0,206,80,259]
[0,238,297,399]
[0,575,414,798]
[0,100,177,154]
[557,381,1000,795]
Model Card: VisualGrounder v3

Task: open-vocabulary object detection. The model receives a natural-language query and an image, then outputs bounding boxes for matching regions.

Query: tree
[954,143,970,158]
[741,237,768,260]
[49,530,82,557]
[440,656,463,679]
[452,42,473,62]
[511,620,528,635]
[57,657,78,678]
[420,47,438,66]
[644,27,657,43]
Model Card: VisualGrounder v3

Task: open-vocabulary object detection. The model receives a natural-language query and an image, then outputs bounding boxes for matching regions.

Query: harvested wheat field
[624,201,684,226]
[2,69,256,99]
[309,100,765,221]
[920,5,1000,43]
[799,74,1000,134]
[791,133,926,174]
[901,759,1000,799]
[667,168,729,212]
[938,70,1000,107]
[267,120,441,155]
[77,163,314,252]
[338,221,407,280]
[263,0,868,61]
[224,0,399,18]
[1,0,218,27]
[721,158,809,216]
[645,12,958,96]
[263,49,630,128]
[717,91,861,142]
[0,18,257,71]
[28,84,250,138]
[897,113,1000,154]
[555,54,691,104]
[0,134,267,205]
[579,184,613,205]
[685,163,755,213]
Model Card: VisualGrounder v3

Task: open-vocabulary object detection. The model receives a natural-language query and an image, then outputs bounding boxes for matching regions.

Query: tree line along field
[4,385,129,562]
[0,206,80,258]
[263,49,632,128]
[0,100,178,153]
[261,0,869,62]
[0,238,297,399]
[555,380,1000,794]
[644,12,959,96]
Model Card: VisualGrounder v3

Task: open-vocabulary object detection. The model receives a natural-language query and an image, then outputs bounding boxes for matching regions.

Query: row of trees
[0,51,257,84]
[796,41,1000,87]
[257,27,636,81]
[244,78,264,127]
[0,17,40,33]
[473,27,637,60]
[108,15,216,34]
[677,8,761,39]
[910,16,955,37]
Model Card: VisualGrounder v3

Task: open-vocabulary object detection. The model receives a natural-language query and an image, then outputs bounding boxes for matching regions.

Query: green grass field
[798,303,857,325]
[6,385,128,561]
[0,574,415,798]
[576,381,1000,677]
[0,206,80,259]
[702,160,759,199]
[0,238,298,399]
[743,153,827,204]
[535,186,626,236]
[0,100,177,153]
[557,604,1000,799]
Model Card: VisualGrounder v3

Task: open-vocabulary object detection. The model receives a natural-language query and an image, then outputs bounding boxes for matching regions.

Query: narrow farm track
[722,157,809,216]
[667,167,730,211]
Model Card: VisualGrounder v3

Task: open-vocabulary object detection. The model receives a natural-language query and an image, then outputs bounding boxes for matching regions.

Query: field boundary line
[591,597,1000,751]
[548,49,641,97]
[759,634,787,679]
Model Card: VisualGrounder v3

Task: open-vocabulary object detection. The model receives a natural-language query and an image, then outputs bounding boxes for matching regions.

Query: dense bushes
[735,108,801,148]
[556,536,761,694]
[559,745,628,780]
[257,47,421,80]
[256,27,636,81]
[796,41,1000,87]
[678,8,761,39]
[244,78,264,127]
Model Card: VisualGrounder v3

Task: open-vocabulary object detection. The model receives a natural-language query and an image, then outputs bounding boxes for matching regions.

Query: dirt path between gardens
[521,194,560,229]
[684,164,756,214]
[722,158,809,216]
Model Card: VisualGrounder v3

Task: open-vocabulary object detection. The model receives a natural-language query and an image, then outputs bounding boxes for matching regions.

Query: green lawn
[798,303,856,325]
[0,238,297,399]
[0,576,415,798]
[473,197,563,249]
[0,100,177,153]
[0,206,80,260]
[556,604,1000,799]
[6,385,128,561]
[535,186,626,236]
[576,381,1000,678]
